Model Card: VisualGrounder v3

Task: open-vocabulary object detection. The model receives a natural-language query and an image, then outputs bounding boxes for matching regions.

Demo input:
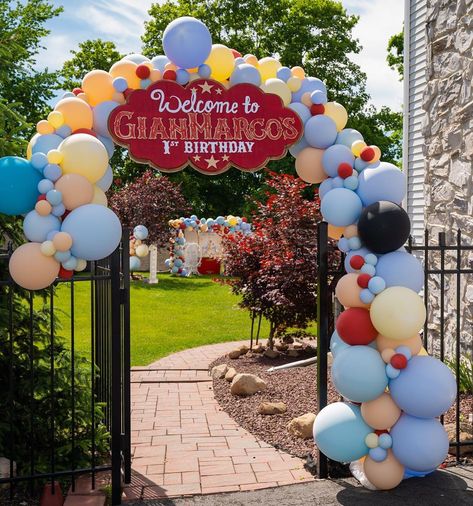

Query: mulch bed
[210,351,473,469]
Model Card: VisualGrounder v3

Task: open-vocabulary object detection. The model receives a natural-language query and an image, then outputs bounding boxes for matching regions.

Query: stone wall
[422,0,473,356]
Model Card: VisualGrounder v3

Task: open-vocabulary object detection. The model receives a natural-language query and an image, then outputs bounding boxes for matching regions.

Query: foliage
[109,170,190,246]
[221,172,339,346]
[387,29,404,80]
[446,354,473,395]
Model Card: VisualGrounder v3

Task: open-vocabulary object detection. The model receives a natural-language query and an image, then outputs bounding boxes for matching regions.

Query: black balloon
[357,201,411,254]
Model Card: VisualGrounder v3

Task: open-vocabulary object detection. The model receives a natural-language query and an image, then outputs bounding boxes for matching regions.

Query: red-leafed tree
[221,171,340,347]
[109,170,190,246]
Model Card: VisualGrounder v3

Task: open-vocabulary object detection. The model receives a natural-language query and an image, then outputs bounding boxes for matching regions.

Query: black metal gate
[0,231,131,505]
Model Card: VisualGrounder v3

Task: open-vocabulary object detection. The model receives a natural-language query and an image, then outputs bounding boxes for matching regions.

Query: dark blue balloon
[0,157,42,215]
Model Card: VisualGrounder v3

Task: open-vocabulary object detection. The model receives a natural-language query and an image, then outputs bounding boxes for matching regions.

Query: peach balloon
[301,92,312,107]
[9,243,60,290]
[344,224,358,238]
[52,232,73,252]
[376,333,423,357]
[335,273,370,309]
[35,200,52,216]
[81,70,115,106]
[381,348,396,363]
[328,224,344,240]
[55,174,94,210]
[361,392,401,430]
[109,60,141,89]
[92,186,108,206]
[363,450,404,490]
[295,147,326,184]
[54,97,93,131]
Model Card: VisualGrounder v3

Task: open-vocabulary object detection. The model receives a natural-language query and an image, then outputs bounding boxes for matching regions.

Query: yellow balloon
[27,134,39,160]
[75,259,87,272]
[324,102,348,131]
[291,66,305,79]
[82,69,115,106]
[48,111,64,129]
[351,140,367,157]
[136,244,149,258]
[370,287,426,340]
[370,145,382,163]
[418,346,429,356]
[244,54,258,67]
[301,92,312,108]
[91,186,108,206]
[205,44,235,82]
[40,240,56,257]
[109,60,141,89]
[47,149,63,165]
[328,224,344,240]
[295,147,327,184]
[150,69,162,82]
[262,78,291,106]
[59,134,108,183]
[54,97,93,132]
[287,76,302,92]
[37,120,54,135]
[258,57,281,82]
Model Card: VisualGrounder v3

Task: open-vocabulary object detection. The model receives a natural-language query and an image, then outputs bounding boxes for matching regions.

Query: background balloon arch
[0,16,455,490]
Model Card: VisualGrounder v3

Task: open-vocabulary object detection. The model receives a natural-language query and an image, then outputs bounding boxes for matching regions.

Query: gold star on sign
[205,155,219,169]
[194,155,201,162]
[222,154,230,162]
[199,81,213,94]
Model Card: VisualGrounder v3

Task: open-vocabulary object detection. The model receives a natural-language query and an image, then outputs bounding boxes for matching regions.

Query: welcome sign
[108,79,303,175]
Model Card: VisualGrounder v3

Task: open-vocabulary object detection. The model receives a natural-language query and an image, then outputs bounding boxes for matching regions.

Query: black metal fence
[0,231,131,505]
[316,221,473,478]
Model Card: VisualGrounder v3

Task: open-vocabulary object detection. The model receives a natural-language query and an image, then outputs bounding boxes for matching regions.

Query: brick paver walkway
[124,341,314,501]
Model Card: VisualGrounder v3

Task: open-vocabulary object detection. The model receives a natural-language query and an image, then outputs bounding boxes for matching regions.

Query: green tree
[387,29,404,79]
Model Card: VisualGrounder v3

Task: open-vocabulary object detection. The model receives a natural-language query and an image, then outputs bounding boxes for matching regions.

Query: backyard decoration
[165,215,251,276]
[129,225,149,272]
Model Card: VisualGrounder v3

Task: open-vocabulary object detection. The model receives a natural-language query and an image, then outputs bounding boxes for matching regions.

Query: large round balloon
[29,133,63,157]
[229,64,261,86]
[61,204,122,261]
[163,17,212,69]
[54,97,93,132]
[205,44,235,81]
[332,346,388,403]
[304,115,338,149]
[82,70,115,107]
[93,100,119,138]
[295,147,326,183]
[363,450,404,490]
[23,210,61,243]
[391,414,449,472]
[322,144,354,178]
[356,162,406,206]
[336,308,378,345]
[335,273,370,308]
[375,251,423,293]
[389,356,456,418]
[54,174,94,210]
[321,188,363,227]
[9,242,60,290]
[0,157,42,215]
[370,286,426,340]
[357,201,411,254]
[330,330,350,357]
[361,392,401,430]
[313,402,372,463]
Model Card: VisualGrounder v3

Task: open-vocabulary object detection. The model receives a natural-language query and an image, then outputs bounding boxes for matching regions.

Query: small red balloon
[350,255,364,270]
[231,49,242,58]
[59,267,73,280]
[338,163,353,179]
[390,353,408,370]
[163,69,177,81]
[375,429,389,436]
[179,223,186,230]
[310,104,325,116]
[72,88,83,96]
[360,146,375,161]
[72,128,97,137]
[136,64,151,79]
[61,210,71,220]
[336,307,378,345]
[37,195,47,202]
[357,273,371,289]
[123,88,134,99]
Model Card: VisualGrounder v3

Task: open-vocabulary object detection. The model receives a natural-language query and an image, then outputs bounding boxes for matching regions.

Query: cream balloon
[324,102,348,131]
[135,244,149,258]
[262,78,291,106]
[370,287,426,340]
[376,333,423,357]
[295,147,326,184]
[335,273,370,309]
[82,70,115,106]
[258,57,281,82]
[361,392,401,430]
[91,186,108,206]
[54,97,93,132]
[9,243,60,290]
[54,174,94,210]
[363,450,404,490]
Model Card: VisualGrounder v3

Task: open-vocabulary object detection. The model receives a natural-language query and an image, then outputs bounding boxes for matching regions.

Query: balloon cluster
[129,225,149,272]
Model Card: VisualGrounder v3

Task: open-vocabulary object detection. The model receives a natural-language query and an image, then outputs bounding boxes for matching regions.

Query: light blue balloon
[360,289,375,304]
[347,236,361,250]
[368,276,386,294]
[134,225,149,240]
[338,237,350,252]
[47,230,59,241]
[96,166,113,192]
[288,102,311,124]
[55,250,71,263]
[369,447,387,462]
[176,69,190,85]
[98,135,115,158]
[171,266,179,274]
[123,54,150,64]
[113,77,128,93]
[375,251,424,293]
[332,176,344,188]
[0,157,42,215]
[344,175,358,190]
[140,78,152,89]
[151,55,170,72]
[391,414,449,472]
[292,76,327,102]
[378,433,393,449]
[304,115,338,149]
[354,157,370,172]
[336,128,363,148]
[321,188,363,227]
[23,210,61,242]
[389,356,456,418]
[313,402,371,463]
[330,330,350,357]
[386,364,401,379]
[61,204,122,261]
[276,66,292,82]
[46,189,62,206]
[360,263,376,276]
[52,203,65,217]
[43,164,62,182]
[357,162,407,206]
[198,63,211,78]
[344,247,372,273]
[318,178,333,199]
[30,153,48,170]
[289,137,309,158]
[162,16,212,69]
[322,144,355,178]
[31,134,63,155]
[229,64,261,86]
[332,346,388,402]
[93,101,119,138]
[310,90,327,104]
[62,256,78,271]
[55,125,72,138]
[129,256,141,271]
[38,179,54,194]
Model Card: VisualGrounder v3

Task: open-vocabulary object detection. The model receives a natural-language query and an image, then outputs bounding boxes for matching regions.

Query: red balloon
[360,146,375,161]
[72,88,83,96]
[350,255,364,270]
[336,307,378,345]
[163,69,177,81]
[338,162,353,179]
[72,128,97,137]
[179,223,186,230]
[231,49,242,58]
[136,64,151,79]
[390,353,408,369]
[59,266,73,280]
[357,273,371,288]
[37,194,47,202]
[310,104,325,116]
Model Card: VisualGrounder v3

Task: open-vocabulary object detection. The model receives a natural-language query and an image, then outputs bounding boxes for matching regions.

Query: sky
[37,0,404,111]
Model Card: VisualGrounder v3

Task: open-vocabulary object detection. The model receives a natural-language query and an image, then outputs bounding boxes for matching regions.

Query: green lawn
[54,274,272,366]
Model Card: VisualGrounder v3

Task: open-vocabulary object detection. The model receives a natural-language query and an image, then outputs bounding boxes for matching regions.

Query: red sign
[108,79,303,175]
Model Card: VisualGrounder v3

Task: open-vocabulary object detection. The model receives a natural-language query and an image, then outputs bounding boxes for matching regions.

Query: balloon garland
[129,225,149,272]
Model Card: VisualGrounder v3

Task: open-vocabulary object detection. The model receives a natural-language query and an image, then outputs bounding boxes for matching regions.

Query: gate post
[316,221,329,479]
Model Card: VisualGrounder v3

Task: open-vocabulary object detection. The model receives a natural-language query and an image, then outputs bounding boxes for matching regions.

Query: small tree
[109,170,190,247]
[222,172,339,348]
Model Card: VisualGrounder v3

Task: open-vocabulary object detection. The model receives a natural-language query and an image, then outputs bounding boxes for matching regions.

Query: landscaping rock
[293,342,303,350]
[225,367,237,382]
[253,343,265,353]
[211,363,228,379]
[288,349,299,358]
[231,373,267,396]
[287,412,316,439]
[238,344,249,355]
[258,401,287,415]
[228,349,242,359]
[264,348,280,359]
[275,341,289,352]
[445,422,473,456]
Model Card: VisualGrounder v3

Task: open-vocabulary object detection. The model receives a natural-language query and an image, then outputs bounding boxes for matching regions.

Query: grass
[53,274,273,366]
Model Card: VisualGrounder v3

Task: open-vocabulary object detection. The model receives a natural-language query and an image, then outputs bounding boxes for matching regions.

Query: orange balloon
[81,70,115,106]
[9,243,60,290]
[361,393,401,430]
[52,232,73,252]
[291,66,305,79]
[376,333,423,356]
[295,147,327,184]
[328,224,344,240]
[301,92,312,107]
[109,60,141,89]
[54,97,93,132]
[344,224,358,239]
[363,450,404,490]
[335,273,370,309]
[35,200,52,216]
[54,174,94,210]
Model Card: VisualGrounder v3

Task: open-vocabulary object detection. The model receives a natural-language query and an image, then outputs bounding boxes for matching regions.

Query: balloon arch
[0,16,455,490]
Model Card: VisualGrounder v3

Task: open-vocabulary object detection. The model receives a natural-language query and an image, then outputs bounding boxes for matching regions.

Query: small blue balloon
[113,77,128,93]
[368,276,386,294]
[30,152,48,170]
[55,250,71,263]
[62,256,78,271]
[338,237,350,253]
[96,166,113,192]
[151,55,170,72]
[322,144,355,178]
[364,253,378,266]
[93,101,119,138]
[313,402,371,463]
[171,266,179,274]
[318,178,333,199]
[43,164,62,182]
[134,225,149,240]
[332,176,344,188]
[357,162,407,206]
[378,433,393,449]
[288,102,311,124]
[360,289,375,304]
[304,115,338,149]
[31,134,63,155]
[176,69,190,85]
[129,256,141,271]
[276,66,292,82]
[369,447,387,462]
[321,188,363,227]
[330,330,350,357]
[336,128,363,148]
[55,125,72,138]
[198,63,211,78]
[310,90,327,104]
[391,414,449,472]
[344,247,372,273]
[386,364,401,379]
[229,64,261,86]
[46,189,62,206]
[375,251,424,293]
[52,203,65,217]
[23,210,61,242]
[347,236,361,250]
[332,346,388,403]
[354,157,370,172]
[292,76,327,102]
[140,78,152,89]
[344,175,358,190]
[62,92,75,99]
[98,135,115,158]
[395,346,412,360]
[38,179,54,194]
[234,57,245,65]
[360,264,376,276]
